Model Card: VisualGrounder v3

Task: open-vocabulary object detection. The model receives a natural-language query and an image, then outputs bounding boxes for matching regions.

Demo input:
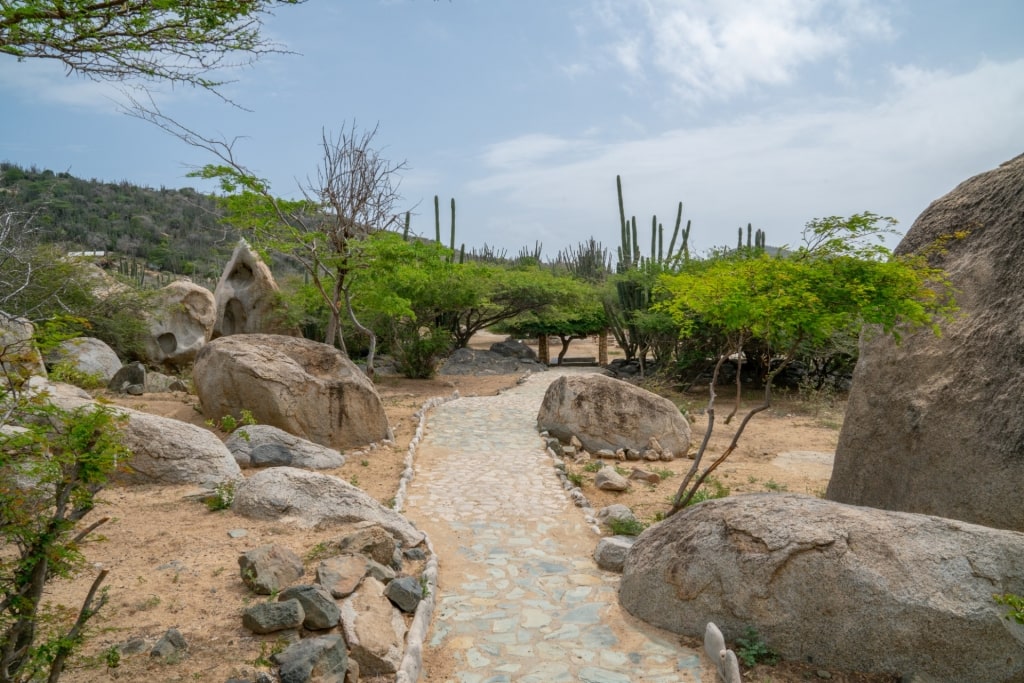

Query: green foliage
[47,362,105,390]
[607,517,648,536]
[566,472,584,488]
[994,594,1024,625]
[685,477,730,506]
[204,481,237,512]
[735,627,779,667]
[0,387,131,683]
[583,461,603,473]
[0,1,304,94]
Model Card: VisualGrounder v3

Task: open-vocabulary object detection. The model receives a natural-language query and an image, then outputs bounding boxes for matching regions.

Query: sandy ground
[40,333,890,683]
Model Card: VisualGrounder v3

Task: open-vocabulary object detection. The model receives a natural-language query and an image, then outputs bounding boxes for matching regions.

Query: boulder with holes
[213,240,298,338]
[144,280,216,369]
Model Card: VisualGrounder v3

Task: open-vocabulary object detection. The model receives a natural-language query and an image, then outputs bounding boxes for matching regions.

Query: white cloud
[465,58,1024,253]
[594,0,894,100]
[481,133,595,171]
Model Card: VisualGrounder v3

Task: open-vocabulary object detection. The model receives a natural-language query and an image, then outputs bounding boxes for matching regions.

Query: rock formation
[213,240,297,338]
[537,373,690,455]
[619,493,1024,682]
[193,334,391,450]
[145,280,216,369]
[826,153,1024,531]
[45,337,122,382]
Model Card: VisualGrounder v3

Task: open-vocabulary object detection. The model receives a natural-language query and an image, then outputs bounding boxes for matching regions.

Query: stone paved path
[404,369,706,683]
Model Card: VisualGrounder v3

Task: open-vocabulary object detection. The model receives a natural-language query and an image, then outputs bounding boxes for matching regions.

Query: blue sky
[1,0,1022,258]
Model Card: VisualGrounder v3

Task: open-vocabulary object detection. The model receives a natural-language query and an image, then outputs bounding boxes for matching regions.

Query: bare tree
[132,105,406,375]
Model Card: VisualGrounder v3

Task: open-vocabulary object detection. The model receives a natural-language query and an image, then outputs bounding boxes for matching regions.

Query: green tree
[658,213,958,513]
[495,280,607,364]
[0,0,303,95]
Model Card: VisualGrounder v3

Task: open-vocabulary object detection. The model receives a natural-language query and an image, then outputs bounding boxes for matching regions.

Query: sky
[1,0,1023,259]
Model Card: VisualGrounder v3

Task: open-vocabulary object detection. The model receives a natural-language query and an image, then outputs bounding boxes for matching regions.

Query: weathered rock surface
[45,337,121,381]
[272,634,348,683]
[114,405,241,485]
[231,467,424,547]
[238,544,304,595]
[337,525,398,567]
[242,600,305,634]
[593,535,635,573]
[213,240,297,338]
[827,154,1024,531]
[316,555,368,598]
[619,493,1024,682]
[537,374,690,455]
[384,576,422,614]
[489,337,537,360]
[226,424,346,470]
[594,466,629,491]
[107,361,145,394]
[279,584,341,630]
[145,280,216,369]
[194,334,391,450]
[340,577,407,676]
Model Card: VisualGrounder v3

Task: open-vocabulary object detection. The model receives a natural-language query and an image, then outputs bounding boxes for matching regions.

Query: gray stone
[272,634,348,683]
[108,361,145,394]
[317,554,367,598]
[489,338,537,360]
[194,334,390,450]
[227,424,345,470]
[365,558,397,583]
[46,336,121,381]
[231,468,423,547]
[595,504,637,527]
[593,535,635,572]
[145,280,216,369]
[340,577,407,675]
[594,466,629,492]
[628,468,661,484]
[337,525,397,566]
[279,584,341,630]
[238,544,304,595]
[619,493,1024,682]
[384,575,422,613]
[537,374,690,456]
[439,347,546,375]
[827,154,1024,532]
[150,628,187,659]
[242,599,305,634]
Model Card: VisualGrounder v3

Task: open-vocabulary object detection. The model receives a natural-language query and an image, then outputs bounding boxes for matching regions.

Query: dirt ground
[42,334,892,683]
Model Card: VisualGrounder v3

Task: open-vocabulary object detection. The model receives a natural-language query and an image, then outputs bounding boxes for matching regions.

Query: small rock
[317,554,368,598]
[384,575,423,613]
[150,628,187,659]
[596,504,638,527]
[624,448,642,461]
[118,637,148,655]
[337,526,397,566]
[629,468,661,484]
[594,536,635,572]
[238,544,304,595]
[273,634,348,683]
[242,599,305,634]
[227,529,248,539]
[365,558,397,583]
[594,466,629,492]
[279,585,341,630]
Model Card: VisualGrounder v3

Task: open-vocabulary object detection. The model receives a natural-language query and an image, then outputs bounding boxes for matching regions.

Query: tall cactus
[608,175,690,369]
[434,195,458,263]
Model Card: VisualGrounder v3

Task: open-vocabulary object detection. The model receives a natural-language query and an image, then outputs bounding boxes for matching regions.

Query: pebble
[405,369,703,681]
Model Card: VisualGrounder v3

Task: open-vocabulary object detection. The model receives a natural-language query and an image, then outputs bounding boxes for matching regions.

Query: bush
[0,390,131,682]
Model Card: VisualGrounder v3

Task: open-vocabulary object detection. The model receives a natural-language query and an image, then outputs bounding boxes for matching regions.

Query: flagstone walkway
[404,369,707,683]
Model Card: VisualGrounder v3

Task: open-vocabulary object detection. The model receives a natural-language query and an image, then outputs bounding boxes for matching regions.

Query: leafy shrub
[686,476,730,506]
[607,517,648,536]
[735,627,779,667]
[994,593,1024,625]
[205,480,237,511]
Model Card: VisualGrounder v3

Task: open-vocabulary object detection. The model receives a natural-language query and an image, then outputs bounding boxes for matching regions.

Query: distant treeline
[0,162,239,279]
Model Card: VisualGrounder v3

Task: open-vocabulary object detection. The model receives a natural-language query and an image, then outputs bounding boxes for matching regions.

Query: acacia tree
[0,0,303,96]
[659,213,959,514]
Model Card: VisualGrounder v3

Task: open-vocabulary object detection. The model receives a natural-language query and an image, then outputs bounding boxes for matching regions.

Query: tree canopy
[0,0,304,93]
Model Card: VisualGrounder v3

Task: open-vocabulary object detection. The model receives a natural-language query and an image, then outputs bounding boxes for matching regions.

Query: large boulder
[619,493,1024,682]
[145,280,216,369]
[826,154,1024,531]
[231,467,424,547]
[193,334,390,450]
[45,337,121,382]
[213,240,297,338]
[27,384,241,486]
[537,373,690,455]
